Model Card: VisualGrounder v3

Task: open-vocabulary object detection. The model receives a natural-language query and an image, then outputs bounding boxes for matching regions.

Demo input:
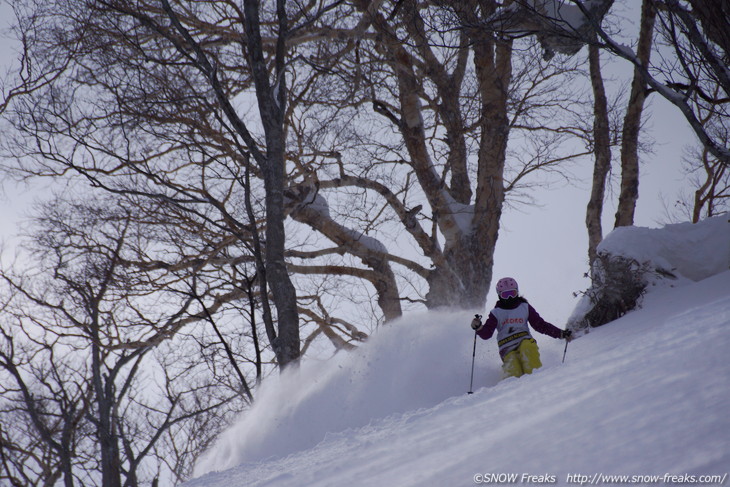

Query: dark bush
[570,252,673,330]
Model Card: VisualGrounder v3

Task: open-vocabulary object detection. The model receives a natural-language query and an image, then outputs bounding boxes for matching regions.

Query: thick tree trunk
[365,4,479,309]
[426,34,512,309]
[615,0,656,227]
[426,232,493,309]
[586,44,612,267]
[470,37,512,308]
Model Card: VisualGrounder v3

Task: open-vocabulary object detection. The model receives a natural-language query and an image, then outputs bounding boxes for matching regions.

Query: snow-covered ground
[188,215,730,487]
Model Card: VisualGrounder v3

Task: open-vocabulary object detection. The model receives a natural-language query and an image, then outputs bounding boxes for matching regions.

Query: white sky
[0,1,698,326]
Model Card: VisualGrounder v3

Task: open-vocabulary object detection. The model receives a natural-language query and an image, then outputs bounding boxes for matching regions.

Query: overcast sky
[0,1,698,326]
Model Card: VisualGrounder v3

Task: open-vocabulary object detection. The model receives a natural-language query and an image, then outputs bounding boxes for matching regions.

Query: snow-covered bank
[567,213,730,329]
[190,215,730,486]
[596,213,730,282]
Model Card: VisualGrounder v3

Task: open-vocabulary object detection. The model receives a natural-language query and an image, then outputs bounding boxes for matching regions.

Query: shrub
[569,252,674,330]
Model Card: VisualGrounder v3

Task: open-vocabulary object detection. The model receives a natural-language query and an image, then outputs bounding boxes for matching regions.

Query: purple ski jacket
[477,298,562,358]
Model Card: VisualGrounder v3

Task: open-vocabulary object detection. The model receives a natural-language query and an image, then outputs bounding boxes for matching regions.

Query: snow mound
[566,214,729,329]
[597,213,729,282]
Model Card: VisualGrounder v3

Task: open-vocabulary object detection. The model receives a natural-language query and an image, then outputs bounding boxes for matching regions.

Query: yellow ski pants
[502,338,542,378]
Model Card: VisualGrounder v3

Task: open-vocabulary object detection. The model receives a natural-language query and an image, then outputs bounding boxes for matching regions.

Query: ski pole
[562,338,569,364]
[468,314,481,394]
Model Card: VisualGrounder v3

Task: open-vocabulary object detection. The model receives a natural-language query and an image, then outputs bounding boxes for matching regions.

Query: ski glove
[561,329,573,341]
[471,316,483,331]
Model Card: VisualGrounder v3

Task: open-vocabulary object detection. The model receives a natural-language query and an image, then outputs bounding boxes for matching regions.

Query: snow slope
[189,216,730,486]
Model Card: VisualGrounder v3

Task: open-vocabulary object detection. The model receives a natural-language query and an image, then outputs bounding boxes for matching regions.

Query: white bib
[492,302,533,355]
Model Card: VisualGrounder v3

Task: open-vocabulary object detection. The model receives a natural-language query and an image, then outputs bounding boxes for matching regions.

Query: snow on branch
[485,0,615,59]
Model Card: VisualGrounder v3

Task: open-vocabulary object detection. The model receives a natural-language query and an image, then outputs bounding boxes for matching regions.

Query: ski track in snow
[187,265,730,487]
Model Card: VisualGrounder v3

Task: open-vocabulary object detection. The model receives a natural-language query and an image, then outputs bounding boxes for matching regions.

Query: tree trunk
[586,44,612,267]
[262,137,301,366]
[615,0,656,227]
[426,34,512,309]
[468,36,512,308]
[92,341,122,487]
[242,0,301,367]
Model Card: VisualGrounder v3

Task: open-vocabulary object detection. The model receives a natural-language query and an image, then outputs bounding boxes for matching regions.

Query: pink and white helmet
[496,277,519,299]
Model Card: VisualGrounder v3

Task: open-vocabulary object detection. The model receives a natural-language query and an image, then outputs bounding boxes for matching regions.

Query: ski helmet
[496,277,519,299]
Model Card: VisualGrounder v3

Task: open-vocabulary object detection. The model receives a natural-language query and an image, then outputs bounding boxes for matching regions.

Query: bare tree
[480,0,728,270]
[0,198,248,486]
[1,0,594,351]
[1,0,306,367]
[283,0,592,310]
[110,0,301,367]
[482,0,729,160]
[675,106,730,222]
[683,142,730,222]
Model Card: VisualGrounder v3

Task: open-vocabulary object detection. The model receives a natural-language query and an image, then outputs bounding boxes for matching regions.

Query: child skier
[471,277,572,378]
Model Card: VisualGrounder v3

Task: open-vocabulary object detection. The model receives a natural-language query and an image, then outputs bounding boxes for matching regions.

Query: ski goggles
[499,289,518,299]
